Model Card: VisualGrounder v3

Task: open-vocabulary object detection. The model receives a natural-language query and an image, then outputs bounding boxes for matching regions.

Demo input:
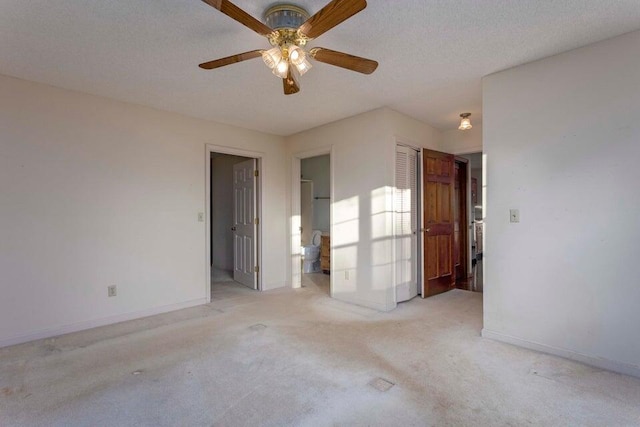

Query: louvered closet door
[395,146,419,302]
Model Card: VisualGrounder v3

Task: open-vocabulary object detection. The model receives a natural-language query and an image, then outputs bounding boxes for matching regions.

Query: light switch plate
[198,212,204,222]
[510,209,520,223]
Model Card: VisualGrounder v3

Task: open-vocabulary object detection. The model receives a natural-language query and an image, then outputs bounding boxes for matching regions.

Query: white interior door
[300,181,314,246]
[395,145,419,302]
[233,159,257,289]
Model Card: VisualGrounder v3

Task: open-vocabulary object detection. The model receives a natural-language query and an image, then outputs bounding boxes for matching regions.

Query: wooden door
[422,149,455,297]
[471,177,478,205]
[454,160,468,283]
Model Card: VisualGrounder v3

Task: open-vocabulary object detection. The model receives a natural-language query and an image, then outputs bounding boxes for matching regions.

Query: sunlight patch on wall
[333,195,359,246]
[371,186,394,239]
[371,239,393,290]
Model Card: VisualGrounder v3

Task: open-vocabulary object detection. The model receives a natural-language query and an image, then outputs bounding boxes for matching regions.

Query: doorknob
[231,226,237,231]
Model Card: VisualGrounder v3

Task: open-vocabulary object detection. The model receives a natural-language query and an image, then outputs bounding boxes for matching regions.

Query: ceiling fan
[198,0,378,95]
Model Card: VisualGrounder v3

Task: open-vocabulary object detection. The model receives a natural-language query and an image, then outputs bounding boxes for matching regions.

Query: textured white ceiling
[2,1,640,135]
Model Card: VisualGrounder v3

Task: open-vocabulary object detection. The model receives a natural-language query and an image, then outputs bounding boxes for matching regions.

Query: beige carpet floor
[1,278,639,426]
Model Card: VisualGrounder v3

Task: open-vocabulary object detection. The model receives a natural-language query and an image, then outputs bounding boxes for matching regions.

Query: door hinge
[254,217,259,225]
[254,266,259,273]
[254,170,259,177]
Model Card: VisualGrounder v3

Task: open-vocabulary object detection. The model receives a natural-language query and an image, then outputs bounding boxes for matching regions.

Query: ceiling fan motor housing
[264,4,310,30]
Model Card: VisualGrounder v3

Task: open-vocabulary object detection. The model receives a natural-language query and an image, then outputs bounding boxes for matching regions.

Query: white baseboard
[482,328,640,379]
[263,281,289,291]
[0,298,208,349]
[333,294,394,312]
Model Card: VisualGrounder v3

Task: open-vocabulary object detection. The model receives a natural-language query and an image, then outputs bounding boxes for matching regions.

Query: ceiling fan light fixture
[294,57,312,75]
[273,58,290,78]
[458,113,473,131]
[288,45,306,66]
[262,46,282,70]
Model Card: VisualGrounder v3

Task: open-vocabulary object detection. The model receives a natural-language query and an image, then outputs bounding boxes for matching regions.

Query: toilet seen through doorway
[301,230,322,274]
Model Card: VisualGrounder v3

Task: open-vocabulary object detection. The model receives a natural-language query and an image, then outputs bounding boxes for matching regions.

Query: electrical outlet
[510,209,520,223]
[108,285,117,297]
[198,212,204,222]
[345,270,349,280]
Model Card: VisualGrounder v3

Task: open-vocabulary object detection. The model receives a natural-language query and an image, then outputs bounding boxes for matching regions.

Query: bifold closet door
[395,146,418,302]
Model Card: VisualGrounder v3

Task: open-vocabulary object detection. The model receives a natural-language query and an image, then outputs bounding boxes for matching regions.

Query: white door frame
[290,146,334,294]
[206,144,263,302]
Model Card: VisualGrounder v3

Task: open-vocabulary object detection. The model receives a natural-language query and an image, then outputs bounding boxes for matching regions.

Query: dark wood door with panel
[422,149,455,297]
[454,160,468,283]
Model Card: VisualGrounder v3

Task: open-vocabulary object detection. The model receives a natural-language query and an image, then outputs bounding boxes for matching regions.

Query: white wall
[483,30,640,377]
[440,122,483,155]
[287,108,440,311]
[386,109,442,149]
[301,155,330,233]
[0,74,287,347]
[210,153,249,272]
[460,152,482,170]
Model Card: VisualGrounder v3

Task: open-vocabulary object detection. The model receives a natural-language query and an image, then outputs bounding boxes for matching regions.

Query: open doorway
[299,154,331,295]
[290,148,332,295]
[395,147,480,301]
[209,151,261,299]
[454,157,469,285]
[456,152,483,292]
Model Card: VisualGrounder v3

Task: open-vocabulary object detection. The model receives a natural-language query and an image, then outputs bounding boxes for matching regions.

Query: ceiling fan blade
[309,48,378,74]
[201,0,273,37]
[298,0,367,40]
[283,68,300,95]
[199,49,263,70]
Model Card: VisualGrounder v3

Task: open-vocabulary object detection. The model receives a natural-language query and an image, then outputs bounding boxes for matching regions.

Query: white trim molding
[290,146,334,295]
[451,145,483,156]
[0,298,207,349]
[482,328,640,379]
[205,143,264,301]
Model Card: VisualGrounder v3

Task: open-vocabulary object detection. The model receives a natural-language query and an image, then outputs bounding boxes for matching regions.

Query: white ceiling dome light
[458,113,472,131]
